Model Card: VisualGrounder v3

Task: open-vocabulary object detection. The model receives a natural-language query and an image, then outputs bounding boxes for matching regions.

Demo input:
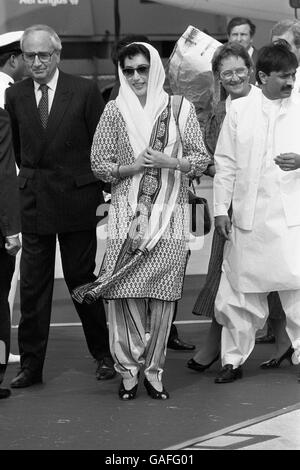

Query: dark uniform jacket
[0,108,20,247]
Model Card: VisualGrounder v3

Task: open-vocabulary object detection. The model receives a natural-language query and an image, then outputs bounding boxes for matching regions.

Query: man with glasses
[213,42,300,384]
[6,24,115,388]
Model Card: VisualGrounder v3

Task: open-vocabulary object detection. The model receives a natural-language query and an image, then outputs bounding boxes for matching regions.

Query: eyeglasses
[22,51,57,64]
[122,65,150,78]
[220,66,249,81]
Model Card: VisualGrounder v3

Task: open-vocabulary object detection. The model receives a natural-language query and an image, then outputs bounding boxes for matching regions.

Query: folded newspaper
[166,25,222,125]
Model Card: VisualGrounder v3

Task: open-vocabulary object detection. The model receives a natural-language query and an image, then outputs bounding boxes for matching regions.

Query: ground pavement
[1,276,299,451]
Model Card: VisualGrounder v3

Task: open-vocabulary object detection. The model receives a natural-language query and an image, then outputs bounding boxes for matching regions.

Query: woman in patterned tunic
[72,43,209,400]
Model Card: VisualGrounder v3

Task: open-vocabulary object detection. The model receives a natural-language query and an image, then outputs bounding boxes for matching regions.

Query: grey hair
[271,19,300,48]
[21,24,62,51]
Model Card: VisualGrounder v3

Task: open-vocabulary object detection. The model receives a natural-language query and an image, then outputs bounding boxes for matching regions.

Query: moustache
[281,85,293,91]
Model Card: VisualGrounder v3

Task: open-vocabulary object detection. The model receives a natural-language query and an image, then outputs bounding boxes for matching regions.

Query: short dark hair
[111,34,150,66]
[212,42,253,76]
[256,42,298,84]
[227,17,256,37]
[0,49,22,68]
[118,43,150,70]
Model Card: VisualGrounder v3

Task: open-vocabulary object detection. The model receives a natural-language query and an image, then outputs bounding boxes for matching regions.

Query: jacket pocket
[18,167,35,189]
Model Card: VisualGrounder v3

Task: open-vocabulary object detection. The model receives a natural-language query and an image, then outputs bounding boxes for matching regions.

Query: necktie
[38,84,48,128]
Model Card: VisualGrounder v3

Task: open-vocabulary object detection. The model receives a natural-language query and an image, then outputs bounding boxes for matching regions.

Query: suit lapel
[45,72,73,142]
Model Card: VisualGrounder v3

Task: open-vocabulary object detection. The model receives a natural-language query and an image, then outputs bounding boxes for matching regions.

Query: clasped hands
[134,147,172,171]
[274,153,300,171]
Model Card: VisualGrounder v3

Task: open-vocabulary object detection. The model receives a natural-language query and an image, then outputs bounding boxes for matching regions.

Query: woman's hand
[274,153,300,171]
[144,147,173,169]
[132,150,148,173]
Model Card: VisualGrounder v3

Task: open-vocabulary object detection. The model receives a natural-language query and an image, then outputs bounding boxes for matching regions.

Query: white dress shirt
[33,68,59,113]
[0,71,13,108]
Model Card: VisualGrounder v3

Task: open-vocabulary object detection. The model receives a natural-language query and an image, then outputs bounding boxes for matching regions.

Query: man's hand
[274,153,300,171]
[5,235,21,257]
[215,215,232,241]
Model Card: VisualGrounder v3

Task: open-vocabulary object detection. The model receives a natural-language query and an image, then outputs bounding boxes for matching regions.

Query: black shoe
[167,337,195,351]
[214,364,243,384]
[11,369,42,389]
[118,380,138,400]
[0,387,11,399]
[143,377,169,400]
[95,357,116,380]
[260,345,294,369]
[187,353,220,372]
[255,334,275,344]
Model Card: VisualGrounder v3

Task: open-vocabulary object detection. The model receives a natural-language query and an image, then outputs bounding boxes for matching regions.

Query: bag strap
[191,180,196,195]
[171,94,184,126]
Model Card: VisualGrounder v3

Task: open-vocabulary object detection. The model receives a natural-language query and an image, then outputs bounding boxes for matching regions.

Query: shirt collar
[0,71,14,86]
[248,46,254,57]
[34,68,59,92]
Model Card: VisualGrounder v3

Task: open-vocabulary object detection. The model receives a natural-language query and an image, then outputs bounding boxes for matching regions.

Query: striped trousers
[108,298,174,383]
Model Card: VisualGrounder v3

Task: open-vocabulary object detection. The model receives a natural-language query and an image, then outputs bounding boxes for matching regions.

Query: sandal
[143,377,169,400]
[118,380,138,400]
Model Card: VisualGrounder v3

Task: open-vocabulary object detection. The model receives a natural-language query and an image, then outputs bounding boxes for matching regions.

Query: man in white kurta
[213,42,300,383]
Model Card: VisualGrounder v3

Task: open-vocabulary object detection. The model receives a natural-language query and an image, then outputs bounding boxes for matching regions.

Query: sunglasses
[122,65,150,78]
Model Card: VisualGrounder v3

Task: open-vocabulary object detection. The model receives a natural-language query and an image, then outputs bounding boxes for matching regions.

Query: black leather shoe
[255,334,275,344]
[0,387,11,399]
[260,346,294,369]
[187,353,220,372]
[167,337,195,351]
[95,357,116,380]
[11,369,42,389]
[214,364,243,383]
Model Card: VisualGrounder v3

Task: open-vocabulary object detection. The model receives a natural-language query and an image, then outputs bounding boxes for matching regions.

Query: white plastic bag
[166,25,222,123]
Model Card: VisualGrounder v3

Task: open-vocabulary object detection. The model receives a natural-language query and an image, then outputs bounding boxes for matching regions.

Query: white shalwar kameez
[214,92,300,368]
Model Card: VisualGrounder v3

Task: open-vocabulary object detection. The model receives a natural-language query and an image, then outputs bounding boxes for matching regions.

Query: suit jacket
[5,71,105,234]
[0,108,20,247]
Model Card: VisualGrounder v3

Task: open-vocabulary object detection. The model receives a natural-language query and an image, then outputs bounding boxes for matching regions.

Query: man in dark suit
[6,24,115,388]
[227,17,258,84]
[0,108,21,398]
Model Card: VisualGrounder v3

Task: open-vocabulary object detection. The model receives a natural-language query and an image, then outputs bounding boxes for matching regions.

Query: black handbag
[188,182,211,236]
[171,95,211,236]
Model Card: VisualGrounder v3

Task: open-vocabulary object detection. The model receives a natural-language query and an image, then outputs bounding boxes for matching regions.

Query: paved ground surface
[1,276,299,451]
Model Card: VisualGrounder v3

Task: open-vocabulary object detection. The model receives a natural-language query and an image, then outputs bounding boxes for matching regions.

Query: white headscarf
[116,42,169,159]
[116,43,190,249]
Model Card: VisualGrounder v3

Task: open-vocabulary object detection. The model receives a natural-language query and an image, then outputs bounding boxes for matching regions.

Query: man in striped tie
[6,25,115,389]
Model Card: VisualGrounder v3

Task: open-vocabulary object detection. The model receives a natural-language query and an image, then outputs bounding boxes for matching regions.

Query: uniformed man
[0,31,24,364]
